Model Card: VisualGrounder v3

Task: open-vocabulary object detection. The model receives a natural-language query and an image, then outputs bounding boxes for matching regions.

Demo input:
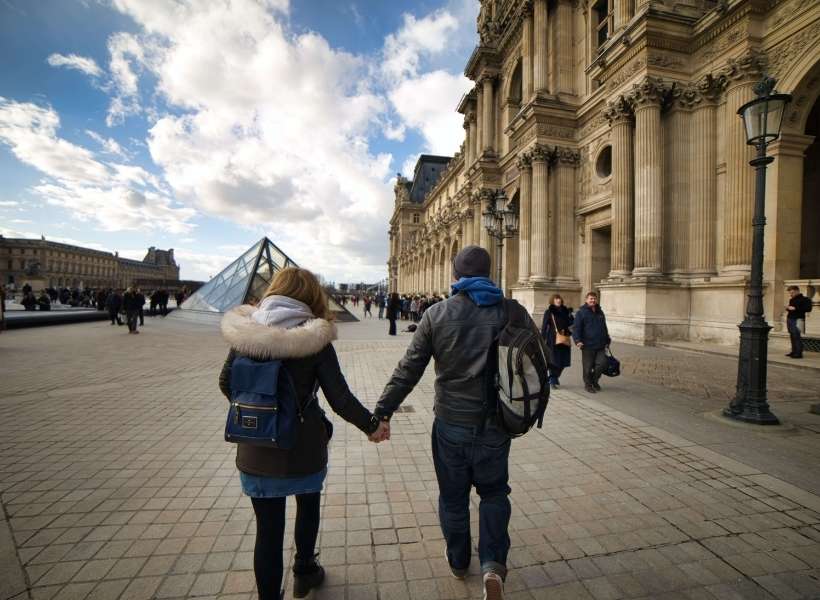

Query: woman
[219,268,384,599]
[387,292,401,335]
[541,293,574,389]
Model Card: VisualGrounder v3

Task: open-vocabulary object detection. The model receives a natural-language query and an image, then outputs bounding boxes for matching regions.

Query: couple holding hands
[219,245,528,600]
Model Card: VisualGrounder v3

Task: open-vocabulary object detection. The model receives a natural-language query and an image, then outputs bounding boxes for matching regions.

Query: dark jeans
[126,310,139,332]
[250,493,321,600]
[388,319,396,335]
[109,309,122,325]
[581,347,607,385]
[138,307,144,326]
[787,318,804,357]
[431,418,511,579]
[548,366,564,385]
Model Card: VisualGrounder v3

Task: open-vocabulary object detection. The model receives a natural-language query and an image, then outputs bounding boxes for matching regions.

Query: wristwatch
[368,415,381,434]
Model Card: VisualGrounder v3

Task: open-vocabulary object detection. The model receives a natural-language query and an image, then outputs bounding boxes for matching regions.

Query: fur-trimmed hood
[221,304,337,359]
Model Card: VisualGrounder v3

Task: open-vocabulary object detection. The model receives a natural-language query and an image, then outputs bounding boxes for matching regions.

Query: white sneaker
[483,572,504,600]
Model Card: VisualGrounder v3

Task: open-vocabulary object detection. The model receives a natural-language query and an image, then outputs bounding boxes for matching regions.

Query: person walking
[136,288,146,326]
[785,285,813,359]
[122,287,141,334]
[375,245,535,600]
[363,295,373,319]
[377,293,385,319]
[572,291,611,394]
[541,294,573,389]
[106,289,123,325]
[387,292,400,336]
[410,296,419,323]
[218,267,387,600]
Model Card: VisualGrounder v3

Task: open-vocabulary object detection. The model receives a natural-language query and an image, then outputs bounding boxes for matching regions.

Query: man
[122,287,141,334]
[785,285,813,359]
[135,288,146,326]
[375,245,532,600]
[572,291,611,394]
[106,289,123,325]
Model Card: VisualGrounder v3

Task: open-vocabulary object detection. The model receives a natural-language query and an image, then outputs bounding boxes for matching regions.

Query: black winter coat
[541,304,573,369]
[572,303,611,350]
[218,305,378,478]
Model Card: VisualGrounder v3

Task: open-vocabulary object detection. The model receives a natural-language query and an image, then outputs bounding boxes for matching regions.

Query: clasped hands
[368,419,391,443]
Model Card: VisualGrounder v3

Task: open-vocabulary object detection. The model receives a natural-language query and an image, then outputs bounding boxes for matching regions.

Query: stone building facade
[388,0,820,346]
[0,236,180,291]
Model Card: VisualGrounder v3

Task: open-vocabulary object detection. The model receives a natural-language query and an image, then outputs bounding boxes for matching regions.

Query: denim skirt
[240,468,327,498]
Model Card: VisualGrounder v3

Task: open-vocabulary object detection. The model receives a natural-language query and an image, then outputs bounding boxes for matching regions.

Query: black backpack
[483,300,551,437]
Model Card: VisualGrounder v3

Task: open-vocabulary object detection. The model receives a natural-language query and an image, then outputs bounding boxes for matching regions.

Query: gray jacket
[375,293,535,426]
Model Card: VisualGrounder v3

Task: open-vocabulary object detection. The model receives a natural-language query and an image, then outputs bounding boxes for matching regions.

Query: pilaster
[604,97,634,277]
[555,147,579,281]
[530,144,552,283]
[533,0,549,95]
[517,153,533,284]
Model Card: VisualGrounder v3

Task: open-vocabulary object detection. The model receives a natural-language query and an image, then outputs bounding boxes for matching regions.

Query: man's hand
[576,341,584,349]
[787,305,795,311]
[369,421,391,443]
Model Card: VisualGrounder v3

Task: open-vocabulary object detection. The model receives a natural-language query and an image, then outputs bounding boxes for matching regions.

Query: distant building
[0,236,182,291]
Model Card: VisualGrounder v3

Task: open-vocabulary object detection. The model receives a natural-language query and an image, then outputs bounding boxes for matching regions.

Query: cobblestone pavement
[1,313,819,600]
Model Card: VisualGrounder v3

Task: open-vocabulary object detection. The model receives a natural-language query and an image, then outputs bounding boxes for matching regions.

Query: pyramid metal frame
[180,237,356,321]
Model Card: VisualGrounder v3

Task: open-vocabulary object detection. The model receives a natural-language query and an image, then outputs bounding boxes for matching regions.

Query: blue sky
[0,0,478,282]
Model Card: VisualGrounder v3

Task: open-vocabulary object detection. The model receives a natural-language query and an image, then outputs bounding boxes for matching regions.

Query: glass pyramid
[181,237,356,321]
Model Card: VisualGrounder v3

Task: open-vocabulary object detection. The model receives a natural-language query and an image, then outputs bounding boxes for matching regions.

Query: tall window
[413,213,420,224]
[593,0,613,50]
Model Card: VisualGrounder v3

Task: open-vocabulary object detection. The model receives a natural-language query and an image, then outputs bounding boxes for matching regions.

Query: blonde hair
[262,267,334,321]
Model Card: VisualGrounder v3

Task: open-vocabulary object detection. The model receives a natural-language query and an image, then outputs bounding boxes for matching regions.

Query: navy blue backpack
[225,356,316,449]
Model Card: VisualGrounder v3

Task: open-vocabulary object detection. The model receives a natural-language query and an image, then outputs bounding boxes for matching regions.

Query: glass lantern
[737,77,791,146]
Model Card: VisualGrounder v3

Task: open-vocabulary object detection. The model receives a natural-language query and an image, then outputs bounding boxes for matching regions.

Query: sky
[0,0,479,283]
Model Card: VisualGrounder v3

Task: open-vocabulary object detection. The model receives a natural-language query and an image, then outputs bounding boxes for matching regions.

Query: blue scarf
[451,277,504,307]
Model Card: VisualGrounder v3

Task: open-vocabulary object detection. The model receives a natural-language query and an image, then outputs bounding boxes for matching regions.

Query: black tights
[250,493,321,600]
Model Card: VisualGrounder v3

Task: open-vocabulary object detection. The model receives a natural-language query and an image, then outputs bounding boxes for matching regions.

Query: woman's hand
[368,421,390,443]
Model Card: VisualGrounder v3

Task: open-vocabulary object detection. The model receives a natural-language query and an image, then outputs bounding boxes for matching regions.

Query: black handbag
[603,347,620,377]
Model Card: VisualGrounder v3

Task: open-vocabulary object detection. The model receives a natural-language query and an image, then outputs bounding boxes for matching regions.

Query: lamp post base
[724,318,780,426]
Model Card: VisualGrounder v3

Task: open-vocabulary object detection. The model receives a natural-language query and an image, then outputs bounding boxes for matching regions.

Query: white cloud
[401,153,420,179]
[390,70,472,156]
[47,53,102,77]
[104,0,395,280]
[85,130,129,158]
[106,32,144,126]
[0,200,19,207]
[0,97,196,234]
[382,3,477,159]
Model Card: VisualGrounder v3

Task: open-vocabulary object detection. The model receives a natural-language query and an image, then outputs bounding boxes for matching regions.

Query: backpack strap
[479,300,511,433]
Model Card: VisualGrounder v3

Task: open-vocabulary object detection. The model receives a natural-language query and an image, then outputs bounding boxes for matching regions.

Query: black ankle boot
[293,554,324,598]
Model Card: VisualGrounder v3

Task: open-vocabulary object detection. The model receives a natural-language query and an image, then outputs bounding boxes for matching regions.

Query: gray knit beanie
[452,245,491,279]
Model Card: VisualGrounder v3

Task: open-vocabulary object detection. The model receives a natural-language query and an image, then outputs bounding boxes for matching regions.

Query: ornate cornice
[670,73,727,109]
[530,143,555,163]
[556,147,581,166]
[720,49,767,85]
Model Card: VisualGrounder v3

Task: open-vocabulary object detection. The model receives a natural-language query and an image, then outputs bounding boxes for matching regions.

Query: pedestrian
[785,285,813,359]
[150,290,158,316]
[387,292,400,336]
[218,267,387,600]
[37,290,52,311]
[377,293,385,320]
[375,245,535,600]
[21,291,37,311]
[136,288,146,326]
[122,287,141,334]
[363,296,373,318]
[541,294,573,389]
[572,291,611,394]
[106,289,123,325]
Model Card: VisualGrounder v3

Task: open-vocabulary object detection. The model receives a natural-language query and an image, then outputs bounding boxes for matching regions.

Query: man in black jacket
[375,245,534,600]
[786,285,813,359]
[572,291,611,393]
[122,287,141,334]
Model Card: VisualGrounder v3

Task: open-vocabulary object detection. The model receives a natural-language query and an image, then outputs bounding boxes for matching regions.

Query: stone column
[517,153,532,284]
[665,106,690,274]
[630,77,665,277]
[522,2,534,101]
[555,0,573,96]
[479,189,493,256]
[463,117,472,166]
[614,0,631,30]
[482,76,496,153]
[555,148,579,280]
[472,194,482,246]
[686,79,722,275]
[475,87,484,156]
[469,113,478,165]
[533,0,548,95]
[722,53,764,274]
[462,209,474,246]
[530,144,551,283]
[604,97,634,276]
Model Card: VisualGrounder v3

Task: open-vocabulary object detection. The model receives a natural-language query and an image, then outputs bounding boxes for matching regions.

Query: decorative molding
[536,122,576,140]
[670,73,727,109]
[516,152,532,171]
[603,95,633,124]
[766,21,820,80]
[556,147,580,166]
[530,143,555,163]
[720,49,767,85]
[626,75,669,108]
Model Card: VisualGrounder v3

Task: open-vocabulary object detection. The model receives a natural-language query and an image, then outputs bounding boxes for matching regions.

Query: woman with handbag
[218,267,388,600]
[541,294,574,389]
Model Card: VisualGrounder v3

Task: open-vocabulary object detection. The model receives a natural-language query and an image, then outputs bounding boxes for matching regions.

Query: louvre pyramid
[181,237,356,321]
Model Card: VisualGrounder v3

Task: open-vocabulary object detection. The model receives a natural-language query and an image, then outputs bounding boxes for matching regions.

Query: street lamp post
[724,76,791,426]
[482,190,519,287]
